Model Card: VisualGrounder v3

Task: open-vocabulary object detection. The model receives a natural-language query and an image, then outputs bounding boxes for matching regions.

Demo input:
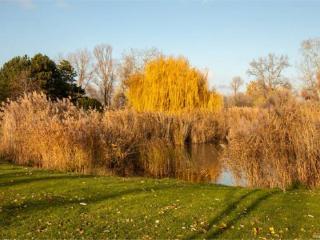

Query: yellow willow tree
[126,56,223,112]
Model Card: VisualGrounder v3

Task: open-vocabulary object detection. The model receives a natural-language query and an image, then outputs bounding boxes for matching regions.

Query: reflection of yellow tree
[126,56,223,113]
[139,140,222,183]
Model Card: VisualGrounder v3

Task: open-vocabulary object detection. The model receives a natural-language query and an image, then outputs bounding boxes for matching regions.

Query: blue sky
[1,0,320,92]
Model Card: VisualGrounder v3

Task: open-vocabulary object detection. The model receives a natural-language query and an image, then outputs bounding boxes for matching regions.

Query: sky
[1,0,320,93]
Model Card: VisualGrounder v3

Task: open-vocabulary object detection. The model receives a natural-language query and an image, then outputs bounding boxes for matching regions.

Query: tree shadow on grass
[0,175,89,187]
[0,172,29,179]
[0,183,179,227]
[185,189,259,239]
[0,164,22,171]
[207,190,279,239]
[187,189,279,239]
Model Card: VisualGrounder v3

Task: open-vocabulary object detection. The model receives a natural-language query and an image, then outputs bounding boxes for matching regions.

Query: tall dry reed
[226,100,320,189]
[4,92,320,189]
[0,92,225,176]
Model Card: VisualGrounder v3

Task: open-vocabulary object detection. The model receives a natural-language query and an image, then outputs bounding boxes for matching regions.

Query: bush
[76,97,103,111]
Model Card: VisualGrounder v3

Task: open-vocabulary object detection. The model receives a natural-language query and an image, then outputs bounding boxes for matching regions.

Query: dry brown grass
[0,92,225,176]
[226,100,320,189]
[3,92,320,189]
[0,93,103,173]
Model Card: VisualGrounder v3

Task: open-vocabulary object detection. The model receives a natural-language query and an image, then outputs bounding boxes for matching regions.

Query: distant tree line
[2,38,320,111]
[226,38,320,108]
[0,45,163,111]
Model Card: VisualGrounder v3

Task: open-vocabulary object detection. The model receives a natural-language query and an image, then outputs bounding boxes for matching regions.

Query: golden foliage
[126,56,223,113]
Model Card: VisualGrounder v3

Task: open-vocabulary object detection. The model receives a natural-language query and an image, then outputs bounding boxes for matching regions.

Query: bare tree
[93,44,115,107]
[118,48,161,88]
[300,38,320,88]
[230,76,243,97]
[113,48,161,108]
[68,49,93,90]
[247,54,290,96]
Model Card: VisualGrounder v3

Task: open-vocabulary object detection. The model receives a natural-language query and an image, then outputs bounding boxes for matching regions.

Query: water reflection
[139,141,238,186]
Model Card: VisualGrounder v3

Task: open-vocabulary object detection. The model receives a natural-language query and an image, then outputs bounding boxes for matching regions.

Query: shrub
[76,96,103,111]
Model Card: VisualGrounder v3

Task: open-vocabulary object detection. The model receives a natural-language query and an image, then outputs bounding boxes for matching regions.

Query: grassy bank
[1,162,320,239]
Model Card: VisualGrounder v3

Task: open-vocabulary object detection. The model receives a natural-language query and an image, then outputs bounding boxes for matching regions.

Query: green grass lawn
[1,162,320,239]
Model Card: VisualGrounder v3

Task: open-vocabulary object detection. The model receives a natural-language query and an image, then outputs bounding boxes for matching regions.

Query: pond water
[139,142,241,186]
[182,144,239,186]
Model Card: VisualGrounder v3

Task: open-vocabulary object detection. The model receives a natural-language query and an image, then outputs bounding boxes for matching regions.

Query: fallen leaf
[269,227,275,234]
